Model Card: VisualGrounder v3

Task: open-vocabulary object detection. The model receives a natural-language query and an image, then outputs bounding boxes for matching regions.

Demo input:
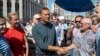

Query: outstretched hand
[57,44,75,55]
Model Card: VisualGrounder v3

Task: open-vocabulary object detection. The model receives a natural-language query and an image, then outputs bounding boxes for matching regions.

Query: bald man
[72,18,96,56]
[80,18,92,32]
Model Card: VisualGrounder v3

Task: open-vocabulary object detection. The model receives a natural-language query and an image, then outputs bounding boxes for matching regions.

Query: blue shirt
[32,22,57,56]
[96,28,100,56]
[0,35,10,56]
[62,23,68,30]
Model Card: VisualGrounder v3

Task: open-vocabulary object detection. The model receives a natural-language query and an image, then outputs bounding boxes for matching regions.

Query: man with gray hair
[72,18,96,56]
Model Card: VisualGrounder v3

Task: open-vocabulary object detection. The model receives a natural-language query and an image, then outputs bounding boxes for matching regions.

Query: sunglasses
[75,21,81,23]
[36,18,41,20]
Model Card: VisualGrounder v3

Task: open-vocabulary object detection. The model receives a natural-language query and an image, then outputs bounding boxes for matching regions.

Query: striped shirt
[0,35,10,56]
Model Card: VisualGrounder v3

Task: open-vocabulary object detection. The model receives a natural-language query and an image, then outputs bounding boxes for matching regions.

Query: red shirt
[4,27,25,56]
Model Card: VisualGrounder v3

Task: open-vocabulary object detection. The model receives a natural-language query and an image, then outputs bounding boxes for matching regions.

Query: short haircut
[90,15,100,24]
[8,12,18,21]
[39,7,49,14]
[75,15,84,20]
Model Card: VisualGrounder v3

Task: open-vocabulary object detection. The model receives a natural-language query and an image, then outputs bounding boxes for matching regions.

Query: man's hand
[62,44,75,53]
[57,47,66,55]
[67,44,76,49]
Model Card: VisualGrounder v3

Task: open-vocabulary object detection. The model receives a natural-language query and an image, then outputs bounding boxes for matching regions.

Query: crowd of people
[0,5,100,56]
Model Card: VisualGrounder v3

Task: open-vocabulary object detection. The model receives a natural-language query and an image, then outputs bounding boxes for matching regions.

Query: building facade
[0,0,48,21]
[51,3,64,16]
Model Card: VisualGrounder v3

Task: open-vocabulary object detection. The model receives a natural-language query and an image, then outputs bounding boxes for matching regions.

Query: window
[0,0,3,16]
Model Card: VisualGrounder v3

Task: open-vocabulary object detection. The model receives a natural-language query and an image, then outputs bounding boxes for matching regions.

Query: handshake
[56,44,75,55]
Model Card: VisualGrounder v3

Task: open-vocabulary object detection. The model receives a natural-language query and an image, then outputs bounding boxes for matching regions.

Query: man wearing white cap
[25,14,41,56]
[31,14,41,26]
[25,14,41,37]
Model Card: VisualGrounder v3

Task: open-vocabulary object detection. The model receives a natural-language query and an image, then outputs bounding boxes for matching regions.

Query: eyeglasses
[36,18,41,20]
[75,21,81,23]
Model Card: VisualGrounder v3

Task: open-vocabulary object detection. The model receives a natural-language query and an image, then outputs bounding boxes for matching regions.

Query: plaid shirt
[0,35,10,56]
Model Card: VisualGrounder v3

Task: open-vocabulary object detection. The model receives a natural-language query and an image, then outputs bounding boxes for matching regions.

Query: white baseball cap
[33,14,41,19]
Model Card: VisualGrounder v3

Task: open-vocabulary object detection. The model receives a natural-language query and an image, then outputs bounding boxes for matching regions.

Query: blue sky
[48,0,55,9]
